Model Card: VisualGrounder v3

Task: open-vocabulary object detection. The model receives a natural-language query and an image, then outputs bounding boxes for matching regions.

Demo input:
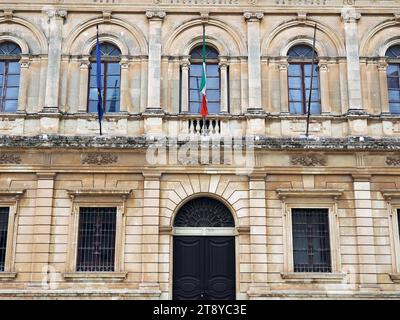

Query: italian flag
[199,24,208,117]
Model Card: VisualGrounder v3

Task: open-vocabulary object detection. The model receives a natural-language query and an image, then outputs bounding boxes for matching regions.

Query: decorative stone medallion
[290,154,326,167]
[82,153,118,165]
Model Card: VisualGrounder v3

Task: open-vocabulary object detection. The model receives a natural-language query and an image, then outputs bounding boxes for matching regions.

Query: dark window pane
[4,100,18,112]
[292,208,331,273]
[207,78,220,89]
[289,89,302,101]
[386,45,400,58]
[309,102,321,114]
[7,75,19,86]
[389,90,400,102]
[288,45,317,58]
[390,102,400,114]
[76,207,117,272]
[289,102,304,114]
[189,89,201,102]
[90,43,121,57]
[206,65,219,76]
[7,62,20,75]
[189,102,200,113]
[190,45,219,60]
[207,90,220,102]
[288,77,302,89]
[189,64,202,77]
[387,64,399,77]
[107,63,121,75]
[207,102,220,114]
[5,87,18,99]
[0,207,10,272]
[105,99,120,113]
[88,100,98,113]
[388,77,400,89]
[288,64,301,76]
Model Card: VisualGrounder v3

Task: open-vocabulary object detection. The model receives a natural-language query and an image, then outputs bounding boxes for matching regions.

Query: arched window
[386,45,400,114]
[88,43,121,113]
[189,45,220,114]
[174,197,234,228]
[0,42,21,112]
[287,44,321,115]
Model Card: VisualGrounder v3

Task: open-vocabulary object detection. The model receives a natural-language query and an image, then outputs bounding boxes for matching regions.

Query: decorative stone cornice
[145,11,166,21]
[47,8,67,20]
[82,153,118,165]
[290,154,327,167]
[0,153,21,164]
[341,8,361,23]
[243,12,263,22]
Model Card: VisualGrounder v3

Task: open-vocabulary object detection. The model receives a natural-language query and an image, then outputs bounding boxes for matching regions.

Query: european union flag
[96,26,103,135]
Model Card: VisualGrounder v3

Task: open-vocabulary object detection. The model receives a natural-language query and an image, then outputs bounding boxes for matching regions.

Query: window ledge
[281,272,346,283]
[389,273,400,283]
[63,272,127,282]
[0,272,17,280]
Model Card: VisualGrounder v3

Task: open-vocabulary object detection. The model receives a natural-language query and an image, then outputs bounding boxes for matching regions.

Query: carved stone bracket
[290,154,327,167]
[82,153,118,165]
[243,12,264,22]
[386,156,400,166]
[47,8,67,21]
[146,11,166,20]
[341,8,361,23]
[2,9,13,21]
[0,153,21,164]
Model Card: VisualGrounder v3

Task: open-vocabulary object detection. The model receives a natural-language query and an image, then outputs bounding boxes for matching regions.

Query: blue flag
[96,26,103,135]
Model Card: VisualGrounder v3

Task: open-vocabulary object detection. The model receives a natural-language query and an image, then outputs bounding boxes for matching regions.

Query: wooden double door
[173,236,236,300]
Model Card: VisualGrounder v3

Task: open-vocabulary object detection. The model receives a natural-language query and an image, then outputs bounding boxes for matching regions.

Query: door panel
[173,237,203,300]
[173,236,235,300]
[205,237,236,300]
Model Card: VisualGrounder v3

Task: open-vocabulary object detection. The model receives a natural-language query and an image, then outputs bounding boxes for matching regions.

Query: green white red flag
[199,24,208,117]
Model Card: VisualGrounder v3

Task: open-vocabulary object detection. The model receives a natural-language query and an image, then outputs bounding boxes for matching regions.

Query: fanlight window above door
[173,197,234,228]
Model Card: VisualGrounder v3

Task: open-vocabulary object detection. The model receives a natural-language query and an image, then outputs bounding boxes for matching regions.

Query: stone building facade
[0,0,398,299]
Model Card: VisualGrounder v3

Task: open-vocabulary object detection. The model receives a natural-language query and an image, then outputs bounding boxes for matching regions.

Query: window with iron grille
[0,42,21,112]
[292,208,331,272]
[76,207,117,272]
[189,45,221,114]
[387,45,400,114]
[88,43,121,113]
[287,45,321,115]
[0,207,10,272]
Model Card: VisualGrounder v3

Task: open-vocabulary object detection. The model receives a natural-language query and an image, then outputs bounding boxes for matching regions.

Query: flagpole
[96,25,103,136]
[305,24,317,138]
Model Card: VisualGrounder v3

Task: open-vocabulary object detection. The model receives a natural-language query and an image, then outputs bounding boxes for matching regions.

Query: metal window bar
[0,207,10,272]
[292,208,331,272]
[76,207,117,272]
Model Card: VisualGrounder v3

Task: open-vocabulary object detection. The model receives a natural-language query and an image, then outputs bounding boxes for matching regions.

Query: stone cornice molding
[276,188,344,200]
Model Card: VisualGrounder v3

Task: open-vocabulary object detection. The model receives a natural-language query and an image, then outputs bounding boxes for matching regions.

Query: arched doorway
[172,197,236,300]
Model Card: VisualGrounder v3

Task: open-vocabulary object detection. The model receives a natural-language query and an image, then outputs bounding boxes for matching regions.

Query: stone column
[145,11,166,112]
[29,173,56,285]
[120,57,130,113]
[240,57,249,112]
[219,57,229,113]
[319,61,331,114]
[352,174,379,290]
[279,60,289,113]
[247,172,269,298]
[139,172,162,295]
[180,57,190,113]
[244,12,263,113]
[78,57,90,113]
[341,8,363,113]
[17,55,30,113]
[43,9,67,113]
[378,59,390,114]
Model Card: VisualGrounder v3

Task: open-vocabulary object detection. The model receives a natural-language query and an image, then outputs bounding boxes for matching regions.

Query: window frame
[87,45,121,114]
[64,189,131,281]
[277,189,345,283]
[0,189,25,279]
[386,61,400,114]
[0,56,21,113]
[188,45,221,114]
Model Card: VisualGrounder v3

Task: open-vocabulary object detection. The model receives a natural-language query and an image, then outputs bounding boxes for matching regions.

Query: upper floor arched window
[287,44,321,115]
[386,45,400,114]
[189,45,220,114]
[0,42,21,112]
[88,43,121,113]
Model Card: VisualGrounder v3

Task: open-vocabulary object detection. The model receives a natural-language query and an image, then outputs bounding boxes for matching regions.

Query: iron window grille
[189,45,222,114]
[386,45,400,114]
[88,43,121,113]
[292,208,332,272]
[76,207,117,272]
[0,42,21,112]
[287,44,321,115]
[0,207,10,272]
